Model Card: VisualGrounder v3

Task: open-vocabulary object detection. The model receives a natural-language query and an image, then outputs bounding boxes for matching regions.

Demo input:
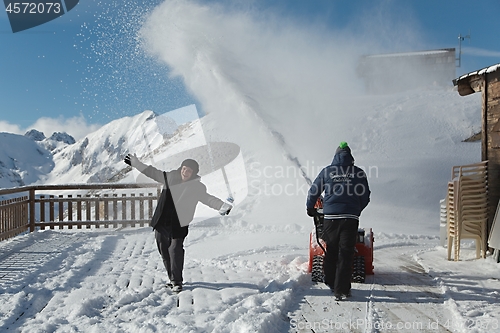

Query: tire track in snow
[289,242,456,333]
[367,248,455,332]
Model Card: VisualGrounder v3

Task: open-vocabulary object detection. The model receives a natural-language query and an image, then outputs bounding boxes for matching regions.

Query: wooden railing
[0,183,162,242]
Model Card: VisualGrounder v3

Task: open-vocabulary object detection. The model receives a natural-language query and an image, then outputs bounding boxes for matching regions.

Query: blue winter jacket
[306,149,370,219]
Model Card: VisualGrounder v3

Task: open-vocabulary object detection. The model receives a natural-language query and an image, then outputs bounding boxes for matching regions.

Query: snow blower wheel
[311,255,325,283]
[352,255,366,283]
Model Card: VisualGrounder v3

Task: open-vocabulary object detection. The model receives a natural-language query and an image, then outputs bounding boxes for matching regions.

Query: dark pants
[322,218,359,294]
[155,230,185,285]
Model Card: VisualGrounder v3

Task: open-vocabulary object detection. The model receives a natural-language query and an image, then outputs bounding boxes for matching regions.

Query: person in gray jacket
[124,154,232,292]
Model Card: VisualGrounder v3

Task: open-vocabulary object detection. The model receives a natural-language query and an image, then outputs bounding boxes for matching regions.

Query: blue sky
[1,0,499,138]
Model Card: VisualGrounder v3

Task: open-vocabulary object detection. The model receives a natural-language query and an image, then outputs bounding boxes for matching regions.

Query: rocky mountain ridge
[0,110,180,188]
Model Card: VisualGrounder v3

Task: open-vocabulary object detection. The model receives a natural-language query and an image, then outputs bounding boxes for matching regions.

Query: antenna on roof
[456,30,471,68]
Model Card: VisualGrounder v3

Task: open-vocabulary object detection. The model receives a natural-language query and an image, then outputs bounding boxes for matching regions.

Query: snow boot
[172,284,183,293]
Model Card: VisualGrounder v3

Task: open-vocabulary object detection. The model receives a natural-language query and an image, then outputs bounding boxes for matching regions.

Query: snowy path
[368,248,453,332]
[289,241,454,333]
[1,228,499,332]
[288,237,500,333]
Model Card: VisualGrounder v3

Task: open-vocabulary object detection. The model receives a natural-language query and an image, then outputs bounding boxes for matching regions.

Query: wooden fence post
[29,187,35,232]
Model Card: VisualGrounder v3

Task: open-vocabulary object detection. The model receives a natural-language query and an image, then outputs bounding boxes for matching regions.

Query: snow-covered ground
[2,0,500,332]
[1,214,499,332]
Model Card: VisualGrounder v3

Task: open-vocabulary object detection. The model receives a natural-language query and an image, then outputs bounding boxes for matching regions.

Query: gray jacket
[131,159,224,238]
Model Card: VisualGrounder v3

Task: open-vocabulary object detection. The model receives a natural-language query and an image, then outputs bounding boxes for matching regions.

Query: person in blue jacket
[306,142,370,300]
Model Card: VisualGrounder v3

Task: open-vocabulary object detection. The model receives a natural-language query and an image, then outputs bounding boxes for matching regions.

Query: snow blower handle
[313,197,327,254]
[313,196,324,217]
[313,213,322,226]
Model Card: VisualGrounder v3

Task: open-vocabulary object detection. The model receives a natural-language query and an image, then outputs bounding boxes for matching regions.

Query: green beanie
[335,141,351,155]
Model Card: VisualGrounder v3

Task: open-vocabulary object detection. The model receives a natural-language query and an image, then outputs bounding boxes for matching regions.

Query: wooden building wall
[455,66,500,237]
[483,70,500,233]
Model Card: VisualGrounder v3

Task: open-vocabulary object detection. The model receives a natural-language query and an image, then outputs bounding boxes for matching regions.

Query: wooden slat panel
[148,193,154,219]
[122,194,127,221]
[40,195,45,224]
[113,194,118,228]
[76,195,82,229]
[68,195,73,222]
[86,195,91,222]
[0,183,161,242]
[104,194,109,228]
[130,193,136,226]
[0,196,29,241]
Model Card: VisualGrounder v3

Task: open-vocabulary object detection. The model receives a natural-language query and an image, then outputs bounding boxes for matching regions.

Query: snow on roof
[456,63,500,82]
[363,48,453,59]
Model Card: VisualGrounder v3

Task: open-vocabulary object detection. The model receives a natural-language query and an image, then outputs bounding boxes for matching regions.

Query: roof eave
[453,63,500,96]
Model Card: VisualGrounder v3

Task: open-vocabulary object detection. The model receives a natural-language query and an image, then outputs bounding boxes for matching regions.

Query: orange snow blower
[307,198,374,283]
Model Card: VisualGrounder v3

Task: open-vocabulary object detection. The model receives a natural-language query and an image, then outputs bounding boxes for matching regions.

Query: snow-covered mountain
[0,110,180,188]
[0,132,54,188]
[25,129,76,153]
[41,110,179,184]
[24,129,46,142]
[0,129,77,188]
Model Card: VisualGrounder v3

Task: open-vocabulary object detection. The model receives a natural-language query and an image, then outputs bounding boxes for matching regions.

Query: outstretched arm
[124,154,166,185]
[198,186,232,215]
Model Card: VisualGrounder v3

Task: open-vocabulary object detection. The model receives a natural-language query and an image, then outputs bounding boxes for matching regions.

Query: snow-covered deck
[1,227,499,332]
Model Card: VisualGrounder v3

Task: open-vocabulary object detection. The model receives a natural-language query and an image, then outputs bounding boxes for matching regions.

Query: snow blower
[307,198,374,283]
